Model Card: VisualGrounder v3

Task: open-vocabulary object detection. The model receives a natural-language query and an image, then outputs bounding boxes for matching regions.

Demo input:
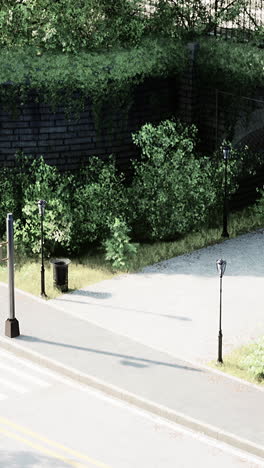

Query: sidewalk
[0,229,264,459]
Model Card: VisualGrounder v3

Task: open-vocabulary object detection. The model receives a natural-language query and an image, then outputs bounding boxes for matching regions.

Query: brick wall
[0,76,178,172]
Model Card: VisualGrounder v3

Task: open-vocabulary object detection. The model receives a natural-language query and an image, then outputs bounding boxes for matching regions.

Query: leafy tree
[147,0,260,39]
[0,0,259,51]
[0,0,147,52]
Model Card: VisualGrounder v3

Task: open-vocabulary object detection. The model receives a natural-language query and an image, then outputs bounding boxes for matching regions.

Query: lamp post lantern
[216,258,226,364]
[222,146,230,238]
[38,200,47,298]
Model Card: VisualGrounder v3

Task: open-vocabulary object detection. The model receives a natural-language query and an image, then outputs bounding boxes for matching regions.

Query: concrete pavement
[0,229,264,460]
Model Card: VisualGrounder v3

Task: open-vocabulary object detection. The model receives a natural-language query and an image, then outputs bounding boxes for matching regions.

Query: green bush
[67,156,128,253]
[252,186,264,224]
[129,120,225,240]
[0,154,128,259]
[13,156,73,255]
[0,119,258,265]
[240,336,264,380]
[104,217,138,270]
[0,154,36,238]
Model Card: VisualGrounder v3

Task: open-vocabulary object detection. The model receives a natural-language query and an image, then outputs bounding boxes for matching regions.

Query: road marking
[0,349,86,389]
[0,416,112,468]
[0,377,28,393]
[0,426,87,468]
[0,361,50,387]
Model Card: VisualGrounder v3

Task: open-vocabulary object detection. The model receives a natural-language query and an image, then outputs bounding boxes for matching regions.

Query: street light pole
[216,259,226,364]
[222,146,230,238]
[38,200,47,298]
[5,213,20,338]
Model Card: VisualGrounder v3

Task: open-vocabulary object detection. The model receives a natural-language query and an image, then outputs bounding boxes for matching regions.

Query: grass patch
[208,341,264,387]
[0,257,116,300]
[0,205,262,299]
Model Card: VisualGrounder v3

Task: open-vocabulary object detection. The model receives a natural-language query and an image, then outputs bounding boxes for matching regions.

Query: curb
[0,336,263,460]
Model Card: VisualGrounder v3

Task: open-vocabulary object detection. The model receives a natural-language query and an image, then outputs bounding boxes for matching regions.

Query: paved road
[1,229,264,461]
[0,348,60,402]
[0,350,262,468]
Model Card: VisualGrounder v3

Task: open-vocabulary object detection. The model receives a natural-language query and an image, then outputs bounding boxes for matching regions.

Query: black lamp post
[222,146,230,238]
[216,258,226,364]
[38,200,47,298]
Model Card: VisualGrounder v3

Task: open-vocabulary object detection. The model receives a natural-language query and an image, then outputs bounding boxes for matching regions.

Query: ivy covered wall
[0,76,178,171]
[0,37,263,171]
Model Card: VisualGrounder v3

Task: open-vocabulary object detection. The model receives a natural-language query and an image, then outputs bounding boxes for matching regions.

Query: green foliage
[146,0,255,40]
[240,336,264,380]
[0,119,261,268]
[0,0,261,122]
[129,120,237,240]
[0,170,17,238]
[252,186,264,223]
[0,0,147,53]
[197,37,264,94]
[104,217,138,270]
[0,37,187,120]
[13,156,73,254]
[0,154,129,266]
[206,143,263,222]
[70,156,128,252]
[0,0,257,50]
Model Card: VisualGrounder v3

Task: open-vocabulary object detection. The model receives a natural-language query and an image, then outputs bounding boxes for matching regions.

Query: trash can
[50,258,71,292]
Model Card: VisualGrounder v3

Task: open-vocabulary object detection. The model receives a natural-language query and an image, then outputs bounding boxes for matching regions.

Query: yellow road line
[0,426,87,468]
[0,416,112,468]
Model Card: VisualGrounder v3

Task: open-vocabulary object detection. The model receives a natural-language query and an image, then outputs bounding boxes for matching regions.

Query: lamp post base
[221,230,229,238]
[217,330,223,364]
[5,318,20,338]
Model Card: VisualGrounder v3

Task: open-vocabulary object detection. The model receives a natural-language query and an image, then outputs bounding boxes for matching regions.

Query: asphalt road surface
[0,349,263,468]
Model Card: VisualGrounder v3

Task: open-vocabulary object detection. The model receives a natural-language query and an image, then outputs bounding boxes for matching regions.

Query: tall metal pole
[40,211,46,298]
[222,151,229,238]
[218,275,223,363]
[7,213,15,320]
[5,213,20,338]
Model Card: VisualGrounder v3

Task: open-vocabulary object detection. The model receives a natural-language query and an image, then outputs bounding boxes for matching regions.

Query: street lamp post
[216,258,226,364]
[222,146,230,238]
[38,200,47,298]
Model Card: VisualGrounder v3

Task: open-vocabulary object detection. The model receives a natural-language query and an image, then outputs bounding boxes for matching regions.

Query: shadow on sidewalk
[54,297,192,321]
[17,335,202,372]
[67,290,112,299]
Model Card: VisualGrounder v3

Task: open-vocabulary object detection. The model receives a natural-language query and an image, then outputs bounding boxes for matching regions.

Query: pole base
[221,231,229,238]
[5,318,20,338]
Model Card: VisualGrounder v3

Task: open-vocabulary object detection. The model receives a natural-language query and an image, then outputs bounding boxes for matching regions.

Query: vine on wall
[0,38,187,123]
[197,37,264,94]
